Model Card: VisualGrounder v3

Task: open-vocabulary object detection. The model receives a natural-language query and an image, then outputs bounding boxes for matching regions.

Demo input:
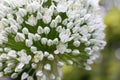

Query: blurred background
[63,0,120,80]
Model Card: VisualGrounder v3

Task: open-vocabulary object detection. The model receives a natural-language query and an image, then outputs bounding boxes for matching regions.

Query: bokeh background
[62,0,120,80]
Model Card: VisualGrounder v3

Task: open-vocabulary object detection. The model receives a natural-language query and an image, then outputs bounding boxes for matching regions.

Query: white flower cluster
[0,0,106,80]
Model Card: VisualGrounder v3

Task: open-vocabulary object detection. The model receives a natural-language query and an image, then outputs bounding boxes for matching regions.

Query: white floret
[15,33,25,42]
[44,64,51,71]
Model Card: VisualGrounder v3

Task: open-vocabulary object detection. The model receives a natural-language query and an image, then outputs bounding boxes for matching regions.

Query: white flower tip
[44,51,49,57]
[47,54,54,60]
[8,50,17,58]
[26,15,37,26]
[25,39,33,47]
[44,64,51,71]
[54,50,59,54]
[41,38,48,45]
[37,26,43,34]
[73,41,80,47]
[47,39,53,46]
[55,15,62,23]
[34,34,41,41]
[67,60,73,65]
[72,49,80,55]
[85,65,92,71]
[31,63,37,69]
[57,61,64,67]
[42,15,51,24]
[21,72,29,80]
[36,70,43,77]
[50,20,57,28]
[27,76,34,80]
[17,63,25,70]
[53,38,59,45]
[56,2,68,12]
[11,73,18,79]
[44,27,50,35]
[30,46,37,52]
[34,51,44,63]
[15,33,25,42]
[22,27,29,34]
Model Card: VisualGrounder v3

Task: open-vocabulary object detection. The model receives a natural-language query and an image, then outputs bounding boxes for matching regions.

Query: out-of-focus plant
[104,8,120,46]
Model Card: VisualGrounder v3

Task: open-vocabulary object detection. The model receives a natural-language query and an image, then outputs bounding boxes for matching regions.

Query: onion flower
[0,0,106,80]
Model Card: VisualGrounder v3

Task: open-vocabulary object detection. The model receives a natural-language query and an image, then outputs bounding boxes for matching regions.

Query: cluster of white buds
[0,0,106,80]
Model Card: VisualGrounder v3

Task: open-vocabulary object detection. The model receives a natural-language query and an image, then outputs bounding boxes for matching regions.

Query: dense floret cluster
[0,0,106,80]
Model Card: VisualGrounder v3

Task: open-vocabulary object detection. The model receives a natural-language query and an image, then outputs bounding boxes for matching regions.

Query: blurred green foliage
[104,8,120,47]
[63,8,120,80]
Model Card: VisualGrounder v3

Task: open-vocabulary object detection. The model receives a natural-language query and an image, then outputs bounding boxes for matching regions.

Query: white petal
[30,46,37,53]
[56,2,68,12]
[0,53,7,59]
[31,63,37,69]
[67,22,74,29]
[42,15,51,24]
[37,26,43,34]
[44,51,49,57]
[47,39,53,46]
[59,29,72,43]
[41,38,48,45]
[21,72,29,80]
[50,20,57,28]
[10,25,18,34]
[72,49,80,55]
[27,76,34,80]
[8,50,17,58]
[56,26,63,32]
[54,50,59,54]
[17,8,27,17]
[55,15,62,23]
[44,27,50,35]
[57,61,64,67]
[84,47,91,53]
[37,11,42,20]
[87,59,93,64]
[17,63,25,69]
[67,60,73,65]
[53,38,59,45]
[22,27,29,34]
[1,18,9,26]
[0,11,5,18]
[25,39,33,47]
[16,16,24,24]
[34,34,41,41]
[15,33,25,42]
[85,65,92,71]
[36,70,43,77]
[44,64,51,71]
[34,51,44,63]
[62,19,68,25]
[28,33,34,40]
[73,40,80,47]
[11,73,18,79]
[47,54,54,60]
[26,15,37,26]
[56,43,67,54]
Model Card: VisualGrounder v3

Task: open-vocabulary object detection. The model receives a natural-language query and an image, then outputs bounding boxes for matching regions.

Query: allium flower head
[0,0,106,80]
